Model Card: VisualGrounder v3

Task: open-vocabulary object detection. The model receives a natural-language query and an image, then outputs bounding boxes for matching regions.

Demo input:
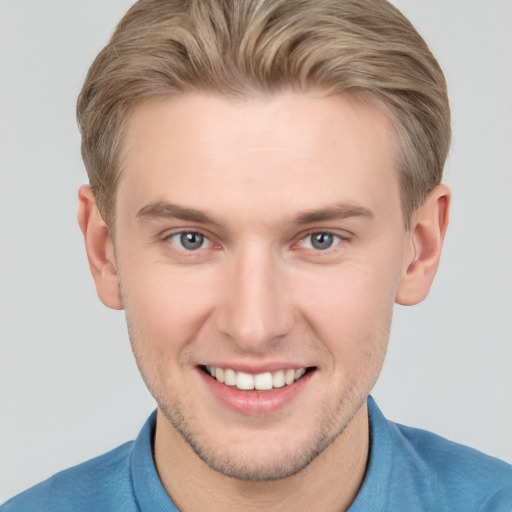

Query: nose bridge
[216,240,293,350]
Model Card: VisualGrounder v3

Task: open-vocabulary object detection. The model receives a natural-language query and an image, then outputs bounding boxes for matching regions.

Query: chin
[180,431,333,481]
[159,401,349,482]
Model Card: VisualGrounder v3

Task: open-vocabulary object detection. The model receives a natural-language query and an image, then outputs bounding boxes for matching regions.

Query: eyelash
[164,230,347,255]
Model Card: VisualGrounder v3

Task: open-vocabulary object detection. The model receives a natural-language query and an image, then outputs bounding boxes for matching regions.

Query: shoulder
[1,442,138,512]
[359,398,512,511]
[391,421,512,510]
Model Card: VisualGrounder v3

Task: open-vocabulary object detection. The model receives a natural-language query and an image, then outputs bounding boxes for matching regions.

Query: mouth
[201,365,315,391]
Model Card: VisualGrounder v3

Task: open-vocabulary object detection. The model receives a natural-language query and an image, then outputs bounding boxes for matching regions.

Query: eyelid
[161,226,212,241]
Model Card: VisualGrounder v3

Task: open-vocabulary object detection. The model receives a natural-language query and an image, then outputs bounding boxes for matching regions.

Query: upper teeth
[205,366,307,391]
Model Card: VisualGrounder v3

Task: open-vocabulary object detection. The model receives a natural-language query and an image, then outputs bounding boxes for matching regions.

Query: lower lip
[198,369,314,416]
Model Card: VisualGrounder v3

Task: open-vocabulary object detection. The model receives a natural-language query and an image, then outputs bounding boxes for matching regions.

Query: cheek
[304,279,393,400]
[120,265,218,352]
[297,258,400,355]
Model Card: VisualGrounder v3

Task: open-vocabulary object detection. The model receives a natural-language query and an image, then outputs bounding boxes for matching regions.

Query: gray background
[1,0,511,502]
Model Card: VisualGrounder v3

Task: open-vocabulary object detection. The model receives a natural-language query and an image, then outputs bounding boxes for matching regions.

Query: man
[2,0,511,510]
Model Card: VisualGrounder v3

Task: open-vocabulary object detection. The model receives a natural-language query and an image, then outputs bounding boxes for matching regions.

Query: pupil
[312,232,333,250]
[181,232,203,250]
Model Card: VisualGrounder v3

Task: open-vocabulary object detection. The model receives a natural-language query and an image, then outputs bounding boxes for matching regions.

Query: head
[77,0,450,232]
[77,0,450,483]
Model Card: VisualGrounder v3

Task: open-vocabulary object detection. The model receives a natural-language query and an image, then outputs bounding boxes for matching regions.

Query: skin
[78,91,449,511]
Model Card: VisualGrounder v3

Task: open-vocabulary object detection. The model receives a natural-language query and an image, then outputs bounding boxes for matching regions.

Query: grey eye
[169,232,208,251]
[310,232,334,250]
[300,232,341,251]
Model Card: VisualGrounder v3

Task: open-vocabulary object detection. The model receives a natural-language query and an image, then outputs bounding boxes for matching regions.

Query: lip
[197,365,315,416]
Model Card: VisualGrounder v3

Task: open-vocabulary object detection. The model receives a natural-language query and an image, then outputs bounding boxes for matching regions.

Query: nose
[215,243,295,352]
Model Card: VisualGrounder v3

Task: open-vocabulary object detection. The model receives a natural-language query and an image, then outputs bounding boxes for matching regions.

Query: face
[113,91,408,480]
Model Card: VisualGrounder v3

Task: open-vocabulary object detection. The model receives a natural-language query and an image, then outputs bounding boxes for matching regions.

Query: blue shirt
[2,397,511,511]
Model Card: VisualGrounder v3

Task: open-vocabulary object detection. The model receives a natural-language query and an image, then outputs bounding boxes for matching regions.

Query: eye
[168,231,210,251]
[300,232,342,251]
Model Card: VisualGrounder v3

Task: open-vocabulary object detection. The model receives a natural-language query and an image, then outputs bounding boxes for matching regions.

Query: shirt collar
[347,396,393,512]
[130,411,179,512]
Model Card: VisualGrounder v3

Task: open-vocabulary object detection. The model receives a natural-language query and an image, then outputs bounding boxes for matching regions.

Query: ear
[77,185,123,310]
[395,184,450,306]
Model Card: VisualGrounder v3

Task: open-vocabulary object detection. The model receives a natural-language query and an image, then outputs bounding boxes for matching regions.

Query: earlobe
[395,184,450,306]
[77,185,123,310]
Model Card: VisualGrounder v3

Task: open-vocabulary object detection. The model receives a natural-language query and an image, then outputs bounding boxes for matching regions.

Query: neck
[154,402,370,512]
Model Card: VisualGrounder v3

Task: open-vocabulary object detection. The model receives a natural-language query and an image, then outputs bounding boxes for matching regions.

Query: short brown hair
[77,0,450,230]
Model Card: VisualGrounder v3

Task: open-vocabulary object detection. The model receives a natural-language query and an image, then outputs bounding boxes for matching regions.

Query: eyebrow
[136,202,223,228]
[136,201,374,227]
[293,203,374,225]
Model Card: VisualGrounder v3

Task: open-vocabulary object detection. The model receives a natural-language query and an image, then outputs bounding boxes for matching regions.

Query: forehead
[117,91,401,226]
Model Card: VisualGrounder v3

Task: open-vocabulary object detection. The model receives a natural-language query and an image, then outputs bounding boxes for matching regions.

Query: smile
[204,365,308,391]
